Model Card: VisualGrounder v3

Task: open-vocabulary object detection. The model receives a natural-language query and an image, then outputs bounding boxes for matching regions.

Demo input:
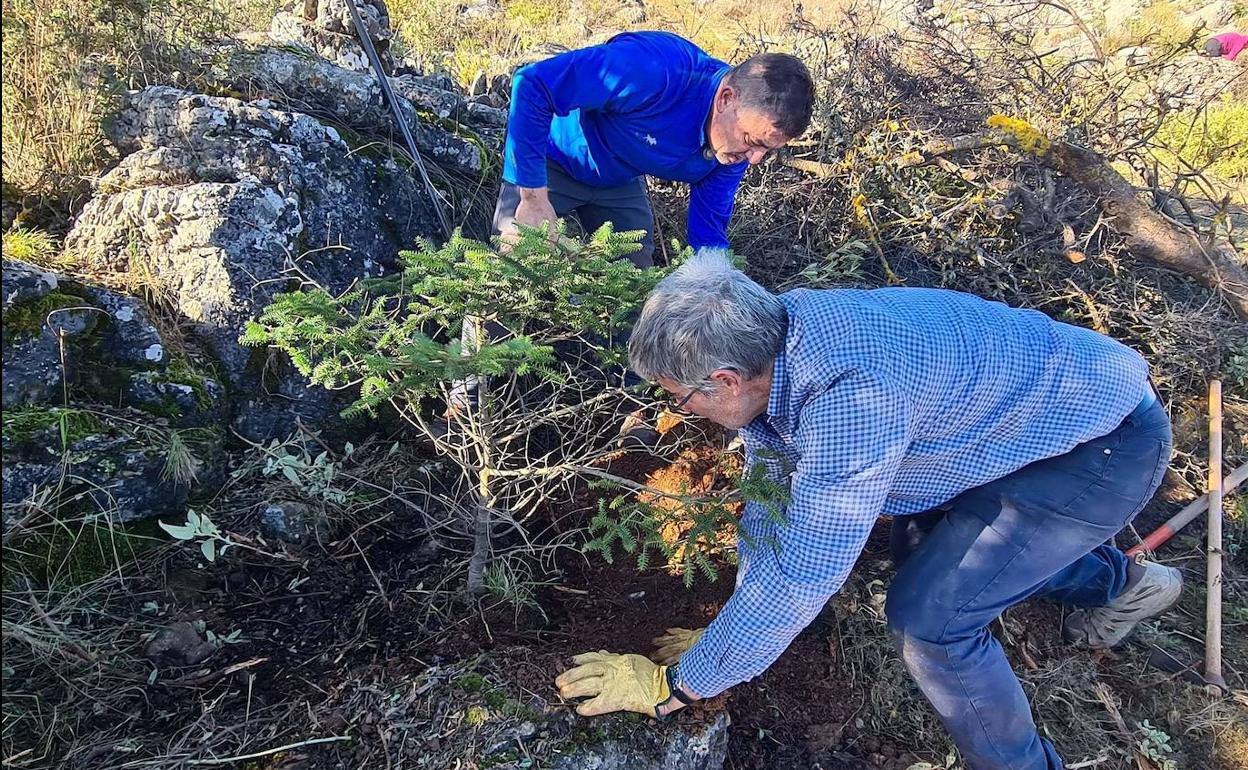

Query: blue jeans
[885,395,1172,770]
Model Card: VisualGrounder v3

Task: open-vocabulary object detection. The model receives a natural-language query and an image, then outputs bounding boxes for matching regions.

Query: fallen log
[893,121,1248,320]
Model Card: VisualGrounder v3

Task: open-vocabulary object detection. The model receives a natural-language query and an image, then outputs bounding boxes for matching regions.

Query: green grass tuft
[1,228,56,263]
[2,406,103,448]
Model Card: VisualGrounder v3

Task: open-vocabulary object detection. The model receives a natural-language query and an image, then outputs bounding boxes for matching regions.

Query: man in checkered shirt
[554,250,1181,770]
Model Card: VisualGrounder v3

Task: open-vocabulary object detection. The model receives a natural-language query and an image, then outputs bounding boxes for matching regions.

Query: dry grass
[388,0,854,85]
[1,0,276,208]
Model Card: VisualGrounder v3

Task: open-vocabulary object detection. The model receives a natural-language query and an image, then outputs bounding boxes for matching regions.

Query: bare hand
[505,187,557,246]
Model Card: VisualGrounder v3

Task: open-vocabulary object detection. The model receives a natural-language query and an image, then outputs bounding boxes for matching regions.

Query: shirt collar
[741,352,790,441]
[766,348,789,424]
[700,65,732,159]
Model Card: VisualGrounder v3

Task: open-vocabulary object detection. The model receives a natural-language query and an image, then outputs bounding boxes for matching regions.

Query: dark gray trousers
[493,161,656,268]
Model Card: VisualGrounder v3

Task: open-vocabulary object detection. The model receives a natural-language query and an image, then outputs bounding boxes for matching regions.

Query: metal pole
[344,0,451,239]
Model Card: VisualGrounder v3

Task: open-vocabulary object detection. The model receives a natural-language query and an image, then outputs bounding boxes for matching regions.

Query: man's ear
[708,368,743,393]
[716,84,737,113]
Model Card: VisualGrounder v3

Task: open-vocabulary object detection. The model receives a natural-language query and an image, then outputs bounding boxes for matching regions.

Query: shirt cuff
[676,643,737,698]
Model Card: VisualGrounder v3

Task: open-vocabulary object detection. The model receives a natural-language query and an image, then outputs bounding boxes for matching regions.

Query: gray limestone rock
[81,286,166,368]
[64,86,442,440]
[393,73,468,120]
[1,257,59,308]
[466,101,509,128]
[270,0,393,73]
[549,711,730,770]
[123,370,228,428]
[209,44,492,173]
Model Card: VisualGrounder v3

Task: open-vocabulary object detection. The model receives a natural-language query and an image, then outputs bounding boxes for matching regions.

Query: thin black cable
[344,0,452,239]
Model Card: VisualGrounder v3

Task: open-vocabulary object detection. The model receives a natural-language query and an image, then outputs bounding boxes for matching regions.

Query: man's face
[656,370,772,430]
[707,87,791,166]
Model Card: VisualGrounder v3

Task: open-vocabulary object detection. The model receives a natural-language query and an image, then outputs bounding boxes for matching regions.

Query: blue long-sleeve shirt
[502,31,748,249]
[679,287,1152,697]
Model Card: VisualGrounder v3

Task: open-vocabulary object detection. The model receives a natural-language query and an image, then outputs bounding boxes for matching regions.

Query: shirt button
[1104,448,1112,455]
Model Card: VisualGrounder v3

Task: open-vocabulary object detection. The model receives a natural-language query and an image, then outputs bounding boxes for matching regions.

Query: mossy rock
[2,259,229,427]
[2,406,104,452]
[122,365,228,427]
[2,406,227,525]
[2,260,121,408]
[0,290,89,345]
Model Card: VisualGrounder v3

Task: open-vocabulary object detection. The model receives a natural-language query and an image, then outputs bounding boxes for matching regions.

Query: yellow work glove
[651,627,705,666]
[554,651,671,717]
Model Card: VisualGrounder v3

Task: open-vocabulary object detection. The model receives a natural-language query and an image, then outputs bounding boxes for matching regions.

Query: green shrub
[1155,96,1248,189]
[243,224,666,592]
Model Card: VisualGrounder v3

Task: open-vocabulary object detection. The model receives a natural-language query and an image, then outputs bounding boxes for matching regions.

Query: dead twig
[1092,682,1157,770]
[180,736,351,766]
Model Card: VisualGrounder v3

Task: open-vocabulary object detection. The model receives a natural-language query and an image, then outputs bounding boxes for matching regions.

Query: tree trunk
[894,130,1248,320]
[466,472,494,595]
[1046,142,1248,320]
[464,318,494,595]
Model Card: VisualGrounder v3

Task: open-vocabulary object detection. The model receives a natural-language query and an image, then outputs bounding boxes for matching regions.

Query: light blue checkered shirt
[679,287,1151,697]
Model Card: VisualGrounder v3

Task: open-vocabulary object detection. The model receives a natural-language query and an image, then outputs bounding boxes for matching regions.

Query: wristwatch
[655,662,697,720]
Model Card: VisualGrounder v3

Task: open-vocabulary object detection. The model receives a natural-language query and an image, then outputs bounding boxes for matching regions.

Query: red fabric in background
[1213,32,1248,60]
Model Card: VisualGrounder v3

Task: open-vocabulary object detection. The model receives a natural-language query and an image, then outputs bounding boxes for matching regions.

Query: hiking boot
[1062,558,1182,649]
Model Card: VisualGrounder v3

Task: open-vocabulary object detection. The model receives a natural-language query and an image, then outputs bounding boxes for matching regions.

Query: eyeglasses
[667,388,699,412]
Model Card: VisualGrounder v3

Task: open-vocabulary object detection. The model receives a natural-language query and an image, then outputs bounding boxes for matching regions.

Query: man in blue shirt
[498,32,814,263]
[554,251,1182,770]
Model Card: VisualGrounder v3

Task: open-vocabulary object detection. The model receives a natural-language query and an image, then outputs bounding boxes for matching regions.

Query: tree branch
[895,131,1248,319]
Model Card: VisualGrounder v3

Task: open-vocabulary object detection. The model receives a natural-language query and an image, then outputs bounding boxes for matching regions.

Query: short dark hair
[1204,37,1224,57]
[727,53,815,139]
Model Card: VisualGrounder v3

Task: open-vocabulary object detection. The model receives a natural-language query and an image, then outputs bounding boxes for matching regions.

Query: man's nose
[746,148,767,164]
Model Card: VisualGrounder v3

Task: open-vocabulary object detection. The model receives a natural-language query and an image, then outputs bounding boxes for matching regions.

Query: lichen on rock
[64,85,444,440]
[269,0,393,73]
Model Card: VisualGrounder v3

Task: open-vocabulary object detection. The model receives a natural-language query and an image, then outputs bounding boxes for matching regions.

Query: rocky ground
[3,417,1245,769]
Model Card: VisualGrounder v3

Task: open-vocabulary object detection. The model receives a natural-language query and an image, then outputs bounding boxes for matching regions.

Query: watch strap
[666,663,696,705]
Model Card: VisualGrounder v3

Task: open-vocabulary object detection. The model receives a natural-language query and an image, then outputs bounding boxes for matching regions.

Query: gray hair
[628,249,787,390]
